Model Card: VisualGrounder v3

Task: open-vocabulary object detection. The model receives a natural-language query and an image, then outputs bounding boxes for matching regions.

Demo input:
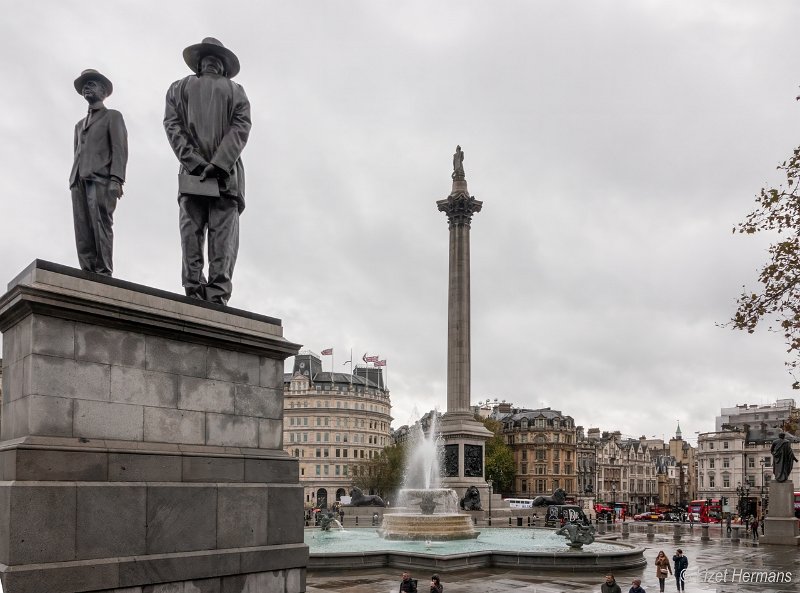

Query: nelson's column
[436,146,492,499]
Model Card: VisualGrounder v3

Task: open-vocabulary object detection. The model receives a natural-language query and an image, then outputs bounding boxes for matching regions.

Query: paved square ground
[306,526,799,593]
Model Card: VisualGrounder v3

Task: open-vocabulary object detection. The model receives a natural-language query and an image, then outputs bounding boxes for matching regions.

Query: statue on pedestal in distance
[771,432,798,482]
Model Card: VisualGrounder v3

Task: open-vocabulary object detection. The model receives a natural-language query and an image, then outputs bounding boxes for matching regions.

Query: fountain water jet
[381,414,478,540]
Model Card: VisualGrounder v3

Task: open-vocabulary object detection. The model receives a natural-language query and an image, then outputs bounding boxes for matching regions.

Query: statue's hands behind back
[109,178,123,200]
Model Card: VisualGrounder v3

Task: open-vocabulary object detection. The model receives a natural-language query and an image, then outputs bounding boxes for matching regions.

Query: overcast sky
[2,0,799,443]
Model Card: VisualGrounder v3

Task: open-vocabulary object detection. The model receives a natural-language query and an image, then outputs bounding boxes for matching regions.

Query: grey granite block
[77,484,147,559]
[258,418,283,450]
[217,485,268,548]
[74,399,143,441]
[221,571,288,593]
[109,452,183,482]
[111,367,179,408]
[119,549,239,586]
[17,315,32,361]
[267,486,304,545]
[143,584,183,593]
[238,544,309,574]
[15,448,107,481]
[2,323,15,367]
[146,485,217,554]
[76,323,146,368]
[0,483,9,563]
[30,314,75,358]
[206,414,258,448]
[2,559,120,593]
[178,376,235,414]
[146,336,207,378]
[207,348,259,385]
[244,458,298,483]
[4,358,23,402]
[28,394,75,437]
[182,457,244,482]
[259,357,282,389]
[144,408,205,445]
[185,577,221,593]
[28,354,110,401]
[286,567,306,593]
[7,483,77,564]
[234,385,282,419]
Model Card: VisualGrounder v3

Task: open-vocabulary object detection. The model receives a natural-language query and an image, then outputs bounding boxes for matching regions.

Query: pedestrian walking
[725,515,731,535]
[629,578,646,593]
[654,550,672,592]
[601,574,622,593]
[672,549,688,591]
[750,517,759,541]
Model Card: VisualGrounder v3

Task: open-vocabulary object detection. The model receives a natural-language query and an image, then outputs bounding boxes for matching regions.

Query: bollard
[598,521,606,534]
[731,525,740,543]
[355,516,358,526]
[622,522,630,538]
[646,523,654,539]
[700,524,709,541]
[517,517,523,527]
[673,523,681,541]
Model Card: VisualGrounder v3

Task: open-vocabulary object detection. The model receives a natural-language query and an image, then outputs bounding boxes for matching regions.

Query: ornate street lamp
[735,482,750,518]
[486,480,493,526]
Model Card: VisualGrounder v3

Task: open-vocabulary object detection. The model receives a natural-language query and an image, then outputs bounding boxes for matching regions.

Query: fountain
[380,414,478,540]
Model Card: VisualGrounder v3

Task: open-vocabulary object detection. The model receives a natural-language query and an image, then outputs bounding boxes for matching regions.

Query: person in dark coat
[164,37,251,305]
[628,578,646,593]
[429,574,443,593]
[673,549,688,591]
[601,574,622,593]
[70,69,128,276]
[399,571,417,593]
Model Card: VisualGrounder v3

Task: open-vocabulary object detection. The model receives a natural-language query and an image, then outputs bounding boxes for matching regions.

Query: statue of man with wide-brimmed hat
[69,69,128,276]
[164,37,251,305]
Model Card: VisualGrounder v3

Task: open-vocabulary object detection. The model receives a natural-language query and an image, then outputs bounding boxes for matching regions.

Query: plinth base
[0,261,306,592]
[761,480,800,546]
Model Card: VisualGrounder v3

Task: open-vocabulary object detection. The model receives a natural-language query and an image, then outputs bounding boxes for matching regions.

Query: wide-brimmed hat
[183,37,240,78]
[74,69,113,96]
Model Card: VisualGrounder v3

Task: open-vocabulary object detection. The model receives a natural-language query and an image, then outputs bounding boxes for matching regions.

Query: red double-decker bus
[688,499,722,523]
[794,491,800,519]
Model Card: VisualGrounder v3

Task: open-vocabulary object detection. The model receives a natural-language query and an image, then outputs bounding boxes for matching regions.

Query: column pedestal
[0,260,306,593]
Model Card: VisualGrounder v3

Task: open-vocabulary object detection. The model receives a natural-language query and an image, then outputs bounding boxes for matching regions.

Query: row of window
[287,416,388,430]
[520,449,573,461]
[507,433,574,444]
[698,474,765,489]
[519,479,575,492]
[287,400,388,414]
[698,456,772,469]
[287,432,387,445]
[519,463,574,475]
[291,447,375,459]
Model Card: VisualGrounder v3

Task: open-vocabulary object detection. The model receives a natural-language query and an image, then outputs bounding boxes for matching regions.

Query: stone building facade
[499,408,577,497]
[282,352,392,509]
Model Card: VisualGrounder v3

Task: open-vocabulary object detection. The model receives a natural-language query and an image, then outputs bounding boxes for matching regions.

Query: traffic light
[722,497,728,505]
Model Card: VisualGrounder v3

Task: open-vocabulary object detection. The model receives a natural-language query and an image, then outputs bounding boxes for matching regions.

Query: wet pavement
[306,525,800,593]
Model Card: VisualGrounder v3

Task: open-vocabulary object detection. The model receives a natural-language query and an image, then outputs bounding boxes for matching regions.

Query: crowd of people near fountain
[399,571,443,593]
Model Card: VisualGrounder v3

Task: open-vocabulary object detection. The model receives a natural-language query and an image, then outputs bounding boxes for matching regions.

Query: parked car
[662,512,682,522]
[634,512,663,521]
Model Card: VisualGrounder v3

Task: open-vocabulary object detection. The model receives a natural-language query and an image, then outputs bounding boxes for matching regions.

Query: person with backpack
[673,549,688,591]
[400,571,418,593]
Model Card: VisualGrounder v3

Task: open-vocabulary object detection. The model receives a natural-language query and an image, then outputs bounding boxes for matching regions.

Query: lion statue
[531,487,567,507]
[348,487,386,507]
[459,485,482,511]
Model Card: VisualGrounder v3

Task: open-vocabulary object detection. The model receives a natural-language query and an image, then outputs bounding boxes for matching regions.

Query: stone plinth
[761,480,800,546]
[0,260,307,593]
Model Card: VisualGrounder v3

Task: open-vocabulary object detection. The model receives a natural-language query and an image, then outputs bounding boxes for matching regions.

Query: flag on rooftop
[363,353,379,363]
[374,360,387,367]
[321,348,333,356]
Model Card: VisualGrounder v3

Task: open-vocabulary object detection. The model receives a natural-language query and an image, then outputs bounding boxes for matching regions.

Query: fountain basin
[381,513,478,540]
[307,527,646,573]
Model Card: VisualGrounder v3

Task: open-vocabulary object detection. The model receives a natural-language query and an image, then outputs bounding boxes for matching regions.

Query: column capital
[437,191,483,228]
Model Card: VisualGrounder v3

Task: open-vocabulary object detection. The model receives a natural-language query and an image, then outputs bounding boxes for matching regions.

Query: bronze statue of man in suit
[164,38,251,305]
[70,69,128,276]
